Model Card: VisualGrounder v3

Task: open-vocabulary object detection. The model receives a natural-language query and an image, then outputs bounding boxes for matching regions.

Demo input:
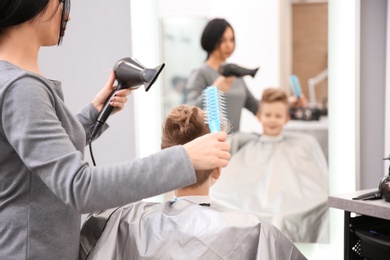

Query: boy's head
[256,88,290,136]
[161,105,220,189]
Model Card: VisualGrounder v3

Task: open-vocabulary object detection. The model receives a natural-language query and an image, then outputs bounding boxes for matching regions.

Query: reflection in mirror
[210,128,329,243]
[158,0,328,245]
[161,17,208,117]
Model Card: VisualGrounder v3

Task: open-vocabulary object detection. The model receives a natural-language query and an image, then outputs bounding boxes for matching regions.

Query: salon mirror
[135,0,329,246]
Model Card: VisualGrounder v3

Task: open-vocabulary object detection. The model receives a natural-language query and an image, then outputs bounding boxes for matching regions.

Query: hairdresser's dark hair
[58,0,71,45]
[200,18,234,60]
[161,105,213,187]
[0,0,71,45]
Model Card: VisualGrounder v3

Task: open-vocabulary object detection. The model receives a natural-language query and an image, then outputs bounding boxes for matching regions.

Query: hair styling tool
[202,86,227,133]
[352,190,382,201]
[88,57,164,167]
[89,57,165,142]
[218,63,259,78]
[378,155,390,202]
[353,155,390,201]
[289,75,302,99]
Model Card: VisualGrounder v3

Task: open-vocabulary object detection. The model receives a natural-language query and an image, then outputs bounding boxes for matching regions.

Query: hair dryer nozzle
[218,63,259,78]
[113,57,165,91]
[144,64,165,92]
[89,57,165,142]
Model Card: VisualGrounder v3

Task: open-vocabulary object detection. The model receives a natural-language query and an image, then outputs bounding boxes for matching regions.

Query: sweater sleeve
[227,132,259,156]
[243,82,259,115]
[75,103,109,142]
[2,76,196,213]
[186,68,209,108]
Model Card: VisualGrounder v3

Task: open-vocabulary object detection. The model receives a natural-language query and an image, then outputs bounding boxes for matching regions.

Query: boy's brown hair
[261,88,289,105]
[258,88,290,113]
[161,105,213,187]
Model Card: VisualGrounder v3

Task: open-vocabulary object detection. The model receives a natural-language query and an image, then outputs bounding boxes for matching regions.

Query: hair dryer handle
[96,89,117,124]
[89,86,120,141]
[97,80,132,122]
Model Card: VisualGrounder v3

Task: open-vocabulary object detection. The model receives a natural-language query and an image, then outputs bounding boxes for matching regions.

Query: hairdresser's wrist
[213,76,234,93]
[91,98,106,113]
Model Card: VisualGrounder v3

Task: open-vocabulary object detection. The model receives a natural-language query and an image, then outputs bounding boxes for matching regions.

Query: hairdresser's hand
[91,70,133,115]
[213,76,235,93]
[183,131,231,170]
[289,93,308,108]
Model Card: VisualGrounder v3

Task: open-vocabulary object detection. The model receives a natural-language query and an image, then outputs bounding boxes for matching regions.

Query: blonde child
[211,88,329,243]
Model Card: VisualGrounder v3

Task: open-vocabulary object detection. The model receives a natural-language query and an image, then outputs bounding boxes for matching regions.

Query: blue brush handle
[289,75,302,98]
[209,121,220,133]
[204,86,221,133]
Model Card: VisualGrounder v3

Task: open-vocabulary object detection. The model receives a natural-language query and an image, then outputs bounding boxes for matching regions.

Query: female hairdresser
[186,18,306,133]
[0,1,230,259]
[186,18,258,133]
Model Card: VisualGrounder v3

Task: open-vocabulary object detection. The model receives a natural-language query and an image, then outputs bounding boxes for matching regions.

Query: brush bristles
[202,86,227,132]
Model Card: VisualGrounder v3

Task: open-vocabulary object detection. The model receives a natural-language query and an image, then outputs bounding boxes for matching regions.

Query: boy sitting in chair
[79,105,306,260]
[210,88,329,243]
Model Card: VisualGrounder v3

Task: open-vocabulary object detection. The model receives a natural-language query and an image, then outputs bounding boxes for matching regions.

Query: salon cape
[79,197,306,260]
[210,132,329,243]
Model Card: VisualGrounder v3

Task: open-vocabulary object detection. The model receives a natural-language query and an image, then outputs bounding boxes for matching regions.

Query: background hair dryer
[379,155,390,202]
[218,63,259,78]
[89,57,165,141]
[353,155,390,201]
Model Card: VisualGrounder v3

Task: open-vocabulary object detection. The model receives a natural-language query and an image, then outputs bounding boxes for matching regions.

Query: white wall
[39,0,137,165]
[359,0,387,189]
[386,1,390,167]
[129,0,163,158]
[313,0,360,258]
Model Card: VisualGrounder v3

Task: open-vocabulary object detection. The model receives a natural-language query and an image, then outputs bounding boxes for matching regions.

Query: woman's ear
[213,168,221,179]
[210,168,221,186]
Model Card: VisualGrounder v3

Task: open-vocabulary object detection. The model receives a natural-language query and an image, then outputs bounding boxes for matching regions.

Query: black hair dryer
[352,155,390,201]
[379,155,390,202]
[218,63,259,78]
[89,57,165,141]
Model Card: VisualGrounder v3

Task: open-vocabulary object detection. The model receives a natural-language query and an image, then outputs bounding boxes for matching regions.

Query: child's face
[257,102,290,136]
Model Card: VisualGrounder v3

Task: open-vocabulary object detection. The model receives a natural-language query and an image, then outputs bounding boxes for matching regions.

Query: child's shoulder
[284,131,321,148]
[284,131,315,139]
[228,132,260,153]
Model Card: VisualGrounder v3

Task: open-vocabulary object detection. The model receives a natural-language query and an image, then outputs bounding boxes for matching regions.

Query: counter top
[328,188,390,220]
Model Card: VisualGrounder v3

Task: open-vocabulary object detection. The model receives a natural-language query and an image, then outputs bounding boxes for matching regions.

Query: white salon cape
[210,132,329,243]
[79,196,306,260]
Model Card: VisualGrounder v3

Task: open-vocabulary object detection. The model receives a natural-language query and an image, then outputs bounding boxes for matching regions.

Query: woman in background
[186,18,258,133]
[186,18,306,133]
